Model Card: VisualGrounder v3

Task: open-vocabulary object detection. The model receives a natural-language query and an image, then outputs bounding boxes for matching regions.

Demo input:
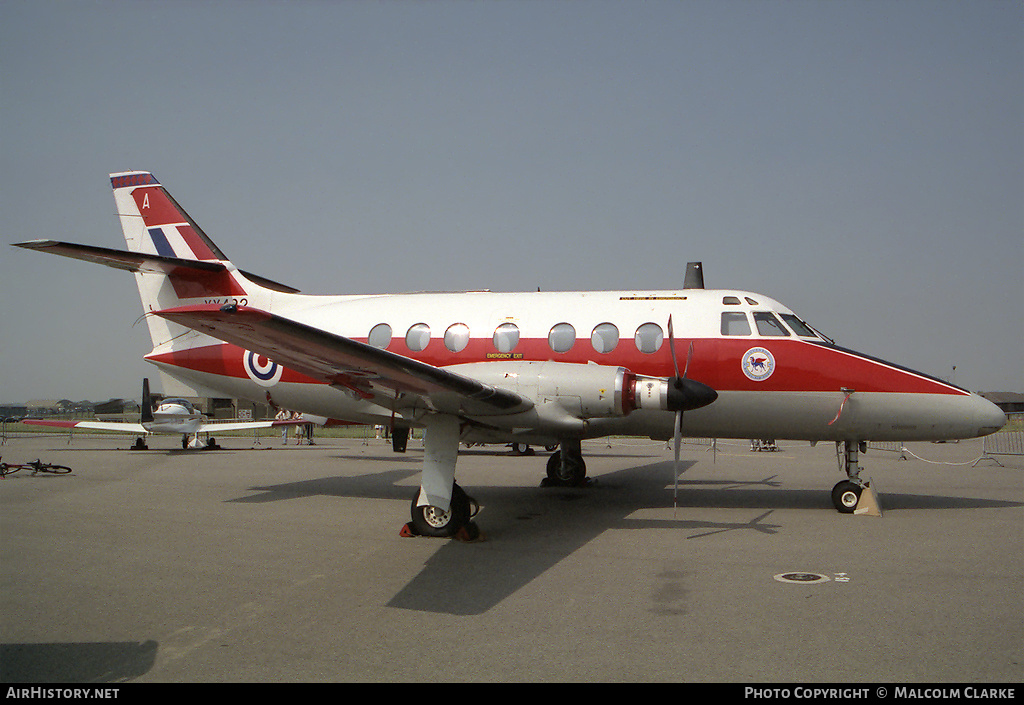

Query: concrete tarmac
[1,432,1020,683]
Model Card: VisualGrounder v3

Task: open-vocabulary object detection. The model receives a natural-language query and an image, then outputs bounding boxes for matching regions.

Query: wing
[195,419,304,433]
[155,304,532,417]
[24,419,148,433]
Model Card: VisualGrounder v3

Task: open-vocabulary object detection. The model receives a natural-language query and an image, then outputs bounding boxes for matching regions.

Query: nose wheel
[831,480,862,513]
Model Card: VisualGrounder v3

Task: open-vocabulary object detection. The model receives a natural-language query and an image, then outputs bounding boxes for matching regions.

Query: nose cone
[971,393,1007,437]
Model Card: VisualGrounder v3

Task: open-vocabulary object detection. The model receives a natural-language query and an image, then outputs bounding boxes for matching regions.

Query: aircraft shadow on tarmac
[0,640,157,684]
[219,457,1019,616]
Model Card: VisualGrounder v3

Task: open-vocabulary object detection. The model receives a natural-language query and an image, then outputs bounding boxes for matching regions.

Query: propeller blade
[667,315,681,379]
[673,409,682,516]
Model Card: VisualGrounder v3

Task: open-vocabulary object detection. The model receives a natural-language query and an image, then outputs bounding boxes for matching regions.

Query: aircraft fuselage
[144,287,1005,445]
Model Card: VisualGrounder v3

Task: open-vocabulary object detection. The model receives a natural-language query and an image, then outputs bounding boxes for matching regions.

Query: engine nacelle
[444,361,697,419]
[445,361,629,418]
[631,375,675,412]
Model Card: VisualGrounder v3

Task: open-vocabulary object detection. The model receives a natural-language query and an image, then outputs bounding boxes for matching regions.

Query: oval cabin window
[405,323,431,352]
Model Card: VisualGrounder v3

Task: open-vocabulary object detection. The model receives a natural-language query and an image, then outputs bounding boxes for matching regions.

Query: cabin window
[493,323,520,353]
[444,323,470,353]
[591,323,619,353]
[753,312,790,337]
[721,312,751,336]
[780,314,818,338]
[722,296,741,305]
[405,323,431,352]
[548,323,576,353]
[634,322,664,354]
[368,323,392,349]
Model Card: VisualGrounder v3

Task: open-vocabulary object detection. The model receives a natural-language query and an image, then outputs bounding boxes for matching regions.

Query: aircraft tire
[545,450,587,487]
[831,481,862,514]
[410,483,472,537]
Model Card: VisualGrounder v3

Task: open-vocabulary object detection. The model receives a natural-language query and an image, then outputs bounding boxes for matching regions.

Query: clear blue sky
[2,0,1021,402]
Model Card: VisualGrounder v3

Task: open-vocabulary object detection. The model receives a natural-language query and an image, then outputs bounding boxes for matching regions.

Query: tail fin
[16,171,300,399]
[141,378,155,424]
[110,172,302,397]
[109,172,299,338]
[111,171,228,261]
[111,171,244,301]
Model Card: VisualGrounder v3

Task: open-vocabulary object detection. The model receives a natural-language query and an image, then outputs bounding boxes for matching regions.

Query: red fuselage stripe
[147,336,963,396]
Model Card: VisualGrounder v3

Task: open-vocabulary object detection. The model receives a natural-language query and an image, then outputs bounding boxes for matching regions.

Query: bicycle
[0,457,72,477]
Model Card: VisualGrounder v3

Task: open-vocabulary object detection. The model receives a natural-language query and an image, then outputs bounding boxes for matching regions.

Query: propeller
[666,315,718,515]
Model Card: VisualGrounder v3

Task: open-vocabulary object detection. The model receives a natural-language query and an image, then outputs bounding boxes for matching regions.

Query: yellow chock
[854,481,882,517]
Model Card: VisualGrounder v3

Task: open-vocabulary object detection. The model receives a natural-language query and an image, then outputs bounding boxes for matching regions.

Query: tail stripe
[147,225,218,261]
[176,225,218,260]
[148,228,176,258]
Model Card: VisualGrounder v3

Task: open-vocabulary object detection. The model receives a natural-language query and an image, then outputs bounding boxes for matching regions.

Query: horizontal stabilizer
[12,240,300,294]
[14,239,224,275]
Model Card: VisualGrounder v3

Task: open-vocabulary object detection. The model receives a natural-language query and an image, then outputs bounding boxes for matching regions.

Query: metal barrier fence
[867,440,908,459]
[975,412,1023,466]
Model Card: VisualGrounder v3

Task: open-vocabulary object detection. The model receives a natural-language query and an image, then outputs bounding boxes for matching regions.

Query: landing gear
[510,442,535,455]
[392,426,409,453]
[407,483,480,539]
[399,414,483,540]
[543,440,588,487]
[831,480,862,513]
[832,440,866,513]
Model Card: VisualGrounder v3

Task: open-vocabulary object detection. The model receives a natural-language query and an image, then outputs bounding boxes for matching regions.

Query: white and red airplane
[24,378,305,450]
[14,171,1006,538]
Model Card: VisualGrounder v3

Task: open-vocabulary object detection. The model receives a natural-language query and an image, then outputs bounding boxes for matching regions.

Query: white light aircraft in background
[25,378,305,450]
[14,171,1006,538]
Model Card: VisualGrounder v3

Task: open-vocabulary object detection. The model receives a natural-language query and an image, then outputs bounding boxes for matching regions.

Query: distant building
[979,392,1024,414]
[0,405,29,421]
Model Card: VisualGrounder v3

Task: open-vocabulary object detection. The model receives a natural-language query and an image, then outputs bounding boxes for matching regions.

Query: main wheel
[831,480,862,513]
[410,483,472,537]
[545,450,587,487]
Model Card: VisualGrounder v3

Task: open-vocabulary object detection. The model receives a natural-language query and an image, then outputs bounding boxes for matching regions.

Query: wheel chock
[399,522,420,537]
[398,521,486,541]
[454,522,485,543]
[854,481,882,517]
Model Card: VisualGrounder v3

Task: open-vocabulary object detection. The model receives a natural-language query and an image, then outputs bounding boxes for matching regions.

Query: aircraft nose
[970,393,1007,437]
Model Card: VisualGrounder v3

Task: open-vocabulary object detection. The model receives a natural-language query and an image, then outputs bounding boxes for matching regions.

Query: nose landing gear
[832,441,881,516]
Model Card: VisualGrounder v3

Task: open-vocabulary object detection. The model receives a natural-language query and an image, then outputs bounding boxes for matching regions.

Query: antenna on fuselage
[683,262,704,289]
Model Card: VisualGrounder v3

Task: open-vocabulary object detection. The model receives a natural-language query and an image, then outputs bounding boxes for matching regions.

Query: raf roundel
[244,351,283,387]
[742,347,776,382]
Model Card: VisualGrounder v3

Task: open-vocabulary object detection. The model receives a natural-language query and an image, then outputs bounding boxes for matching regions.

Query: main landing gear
[542,439,589,487]
[401,481,481,541]
[399,434,591,542]
[402,483,482,541]
[398,416,484,541]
